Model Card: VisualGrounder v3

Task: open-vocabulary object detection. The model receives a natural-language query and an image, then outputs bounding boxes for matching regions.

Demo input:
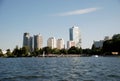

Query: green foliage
[6,49,14,57]
[42,47,52,54]
[102,34,120,55]
[60,49,67,54]
[0,49,4,57]
[32,48,43,56]
[68,46,81,54]
[52,48,60,54]
[12,46,21,57]
[21,46,30,56]
[91,44,102,55]
[82,48,92,55]
[112,34,120,40]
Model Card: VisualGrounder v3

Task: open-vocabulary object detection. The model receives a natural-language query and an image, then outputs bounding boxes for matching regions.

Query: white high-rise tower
[69,26,81,48]
[47,37,56,49]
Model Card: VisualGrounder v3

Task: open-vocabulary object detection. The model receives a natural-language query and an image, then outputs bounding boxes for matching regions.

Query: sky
[0,0,120,50]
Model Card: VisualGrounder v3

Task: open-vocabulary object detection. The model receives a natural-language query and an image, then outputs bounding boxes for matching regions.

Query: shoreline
[38,54,81,57]
[1,54,120,58]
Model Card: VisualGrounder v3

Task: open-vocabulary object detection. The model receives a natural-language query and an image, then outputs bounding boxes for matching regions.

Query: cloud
[53,7,100,16]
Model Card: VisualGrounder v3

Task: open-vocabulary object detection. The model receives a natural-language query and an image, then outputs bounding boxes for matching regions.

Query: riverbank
[38,54,81,57]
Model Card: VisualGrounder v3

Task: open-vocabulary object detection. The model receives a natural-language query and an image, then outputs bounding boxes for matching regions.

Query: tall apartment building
[47,37,56,49]
[69,26,81,48]
[34,34,43,50]
[23,32,33,51]
[57,38,64,49]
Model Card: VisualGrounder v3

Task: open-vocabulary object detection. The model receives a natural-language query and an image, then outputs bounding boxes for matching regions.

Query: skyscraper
[34,34,43,50]
[57,38,64,49]
[69,26,81,48]
[47,37,56,49]
[23,32,33,51]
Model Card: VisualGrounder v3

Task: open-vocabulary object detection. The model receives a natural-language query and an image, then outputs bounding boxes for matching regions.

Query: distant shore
[38,54,81,57]
[37,54,120,57]
[1,54,120,58]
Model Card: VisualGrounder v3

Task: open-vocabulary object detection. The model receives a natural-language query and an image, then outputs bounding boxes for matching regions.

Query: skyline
[0,0,120,50]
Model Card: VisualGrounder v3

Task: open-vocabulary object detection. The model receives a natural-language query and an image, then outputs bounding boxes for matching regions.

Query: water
[0,57,120,81]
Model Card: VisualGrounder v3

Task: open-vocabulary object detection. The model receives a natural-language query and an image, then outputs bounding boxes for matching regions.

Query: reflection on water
[0,57,120,81]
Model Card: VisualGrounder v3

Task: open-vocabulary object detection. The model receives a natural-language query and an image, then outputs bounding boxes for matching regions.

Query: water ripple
[0,57,120,81]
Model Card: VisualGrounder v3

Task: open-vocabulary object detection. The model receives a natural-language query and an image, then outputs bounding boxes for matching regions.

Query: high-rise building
[57,38,64,49]
[69,26,81,48]
[23,32,30,46]
[23,32,33,51]
[34,34,43,50]
[47,37,56,49]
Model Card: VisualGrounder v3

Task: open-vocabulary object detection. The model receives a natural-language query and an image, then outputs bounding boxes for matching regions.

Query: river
[0,57,120,81]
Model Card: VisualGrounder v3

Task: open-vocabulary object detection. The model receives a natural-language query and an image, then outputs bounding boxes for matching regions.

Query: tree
[82,48,92,55]
[21,46,30,57]
[12,46,21,57]
[102,34,120,55]
[60,49,67,54]
[68,46,81,54]
[52,48,60,54]
[42,47,52,54]
[6,49,13,57]
[33,48,39,56]
[0,49,4,57]
[112,34,120,40]
[32,48,43,56]
[91,44,102,55]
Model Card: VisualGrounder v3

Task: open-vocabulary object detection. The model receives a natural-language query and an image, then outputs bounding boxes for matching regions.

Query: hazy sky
[0,0,120,50]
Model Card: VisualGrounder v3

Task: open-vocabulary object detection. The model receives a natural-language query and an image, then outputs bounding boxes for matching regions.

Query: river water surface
[0,57,120,81]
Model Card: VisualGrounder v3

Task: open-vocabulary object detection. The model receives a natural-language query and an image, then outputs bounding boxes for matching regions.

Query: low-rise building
[67,41,75,49]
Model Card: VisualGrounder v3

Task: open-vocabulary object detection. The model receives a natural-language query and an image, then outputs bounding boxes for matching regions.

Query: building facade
[104,36,110,41]
[34,34,43,50]
[93,40,104,48]
[47,37,56,49]
[93,36,111,48]
[23,32,33,51]
[57,38,64,49]
[69,26,81,48]
[67,41,75,49]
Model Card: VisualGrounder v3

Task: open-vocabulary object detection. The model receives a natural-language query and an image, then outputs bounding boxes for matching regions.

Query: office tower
[57,38,64,49]
[69,26,81,48]
[67,41,75,49]
[47,37,56,49]
[34,34,43,50]
[23,32,33,51]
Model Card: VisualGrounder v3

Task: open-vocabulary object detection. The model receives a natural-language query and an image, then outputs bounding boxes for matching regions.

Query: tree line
[0,34,120,57]
[90,34,120,55]
[0,46,82,57]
